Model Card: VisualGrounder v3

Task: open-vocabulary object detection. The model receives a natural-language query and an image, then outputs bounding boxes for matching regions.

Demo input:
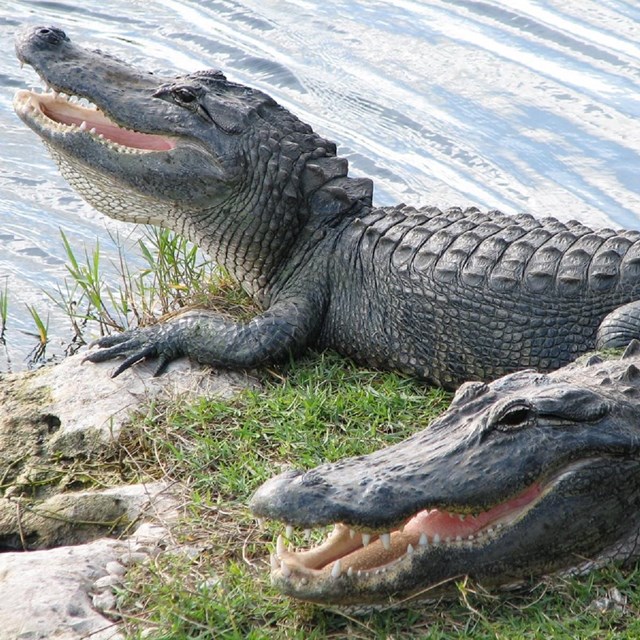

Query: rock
[0,353,254,494]
[0,481,176,551]
[0,537,125,639]
[93,574,124,590]
[0,484,176,639]
[32,351,252,454]
[0,354,253,640]
[105,561,127,577]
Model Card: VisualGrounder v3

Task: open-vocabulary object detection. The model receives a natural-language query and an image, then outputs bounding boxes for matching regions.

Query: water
[1,0,640,370]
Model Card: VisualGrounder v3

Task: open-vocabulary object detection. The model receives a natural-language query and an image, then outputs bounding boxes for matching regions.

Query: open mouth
[13,88,177,153]
[268,481,543,582]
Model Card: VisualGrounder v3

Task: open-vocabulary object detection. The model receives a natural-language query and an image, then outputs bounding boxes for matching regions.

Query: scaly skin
[13,26,640,387]
[251,341,640,609]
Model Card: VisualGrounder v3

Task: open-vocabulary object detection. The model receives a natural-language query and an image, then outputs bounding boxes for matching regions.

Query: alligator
[13,25,640,388]
[251,341,640,609]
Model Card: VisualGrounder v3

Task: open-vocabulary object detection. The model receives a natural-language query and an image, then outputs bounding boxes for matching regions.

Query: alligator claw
[83,328,165,377]
[110,345,158,377]
[88,331,136,349]
[152,354,171,377]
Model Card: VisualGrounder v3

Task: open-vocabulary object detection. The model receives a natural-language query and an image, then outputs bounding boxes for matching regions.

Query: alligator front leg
[596,300,640,351]
[84,298,323,377]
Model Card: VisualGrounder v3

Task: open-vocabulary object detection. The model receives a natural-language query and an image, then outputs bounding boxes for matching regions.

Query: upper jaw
[15,25,179,140]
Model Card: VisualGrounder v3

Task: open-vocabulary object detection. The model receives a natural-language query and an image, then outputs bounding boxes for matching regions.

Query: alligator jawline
[14,89,176,152]
[271,481,546,581]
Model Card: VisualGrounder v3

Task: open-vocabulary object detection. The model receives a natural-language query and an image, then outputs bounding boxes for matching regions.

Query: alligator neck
[190,159,374,301]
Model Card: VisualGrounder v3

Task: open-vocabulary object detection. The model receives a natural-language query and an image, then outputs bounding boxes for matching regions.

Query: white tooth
[20,61,24,69]
[280,560,292,578]
[300,577,308,586]
[406,543,414,556]
[455,535,462,542]
[487,527,495,536]
[285,525,293,539]
[496,523,503,529]
[380,533,391,551]
[79,121,87,131]
[445,537,451,544]
[349,529,356,539]
[256,518,265,530]
[270,553,278,571]
[362,533,371,547]
[433,534,441,545]
[52,90,59,99]
[89,127,97,134]
[303,529,311,540]
[357,570,363,577]
[459,514,466,521]
[347,567,353,577]
[468,534,474,540]
[419,532,428,547]
[98,133,104,140]
[276,535,286,557]
[331,559,342,578]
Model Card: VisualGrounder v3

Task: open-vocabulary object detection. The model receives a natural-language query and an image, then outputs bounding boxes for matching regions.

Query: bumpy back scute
[488,229,547,292]
[301,157,348,194]
[463,224,528,289]
[432,219,484,283]
[523,230,581,294]
[619,239,640,286]
[618,363,640,384]
[588,235,634,292]
[556,234,607,295]
[411,211,469,274]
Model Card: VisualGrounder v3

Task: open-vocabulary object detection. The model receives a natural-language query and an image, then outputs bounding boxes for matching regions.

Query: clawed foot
[83,327,175,377]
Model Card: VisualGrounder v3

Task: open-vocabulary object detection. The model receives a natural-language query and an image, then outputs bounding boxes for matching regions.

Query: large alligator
[251,341,640,609]
[12,26,640,388]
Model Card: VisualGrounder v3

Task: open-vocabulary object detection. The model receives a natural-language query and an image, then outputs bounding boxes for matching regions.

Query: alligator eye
[172,87,198,104]
[493,402,536,431]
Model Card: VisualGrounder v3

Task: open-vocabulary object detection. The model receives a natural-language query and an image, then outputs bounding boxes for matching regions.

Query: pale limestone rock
[0,354,252,640]
[38,351,252,451]
[0,483,177,639]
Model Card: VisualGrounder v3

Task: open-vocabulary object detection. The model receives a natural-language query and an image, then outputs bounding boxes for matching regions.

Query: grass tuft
[47,227,252,349]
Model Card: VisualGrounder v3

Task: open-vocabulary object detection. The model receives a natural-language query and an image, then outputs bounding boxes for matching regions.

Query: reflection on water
[1,0,639,368]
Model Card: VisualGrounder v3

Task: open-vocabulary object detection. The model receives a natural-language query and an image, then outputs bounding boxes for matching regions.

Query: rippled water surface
[1,0,640,369]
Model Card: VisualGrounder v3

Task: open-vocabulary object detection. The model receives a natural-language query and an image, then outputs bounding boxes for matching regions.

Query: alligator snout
[32,26,69,46]
[16,26,69,60]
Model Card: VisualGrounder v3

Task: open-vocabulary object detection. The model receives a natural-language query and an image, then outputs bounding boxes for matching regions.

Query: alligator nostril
[34,26,68,45]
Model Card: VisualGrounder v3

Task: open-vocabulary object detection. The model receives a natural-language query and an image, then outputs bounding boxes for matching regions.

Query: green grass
[113,354,640,640]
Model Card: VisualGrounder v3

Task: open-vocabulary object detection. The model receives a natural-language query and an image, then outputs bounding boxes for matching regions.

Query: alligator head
[13,26,372,295]
[251,342,640,609]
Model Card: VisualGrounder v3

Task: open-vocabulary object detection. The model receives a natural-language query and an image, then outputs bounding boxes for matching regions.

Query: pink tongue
[43,104,176,151]
[403,483,542,539]
[85,121,176,150]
